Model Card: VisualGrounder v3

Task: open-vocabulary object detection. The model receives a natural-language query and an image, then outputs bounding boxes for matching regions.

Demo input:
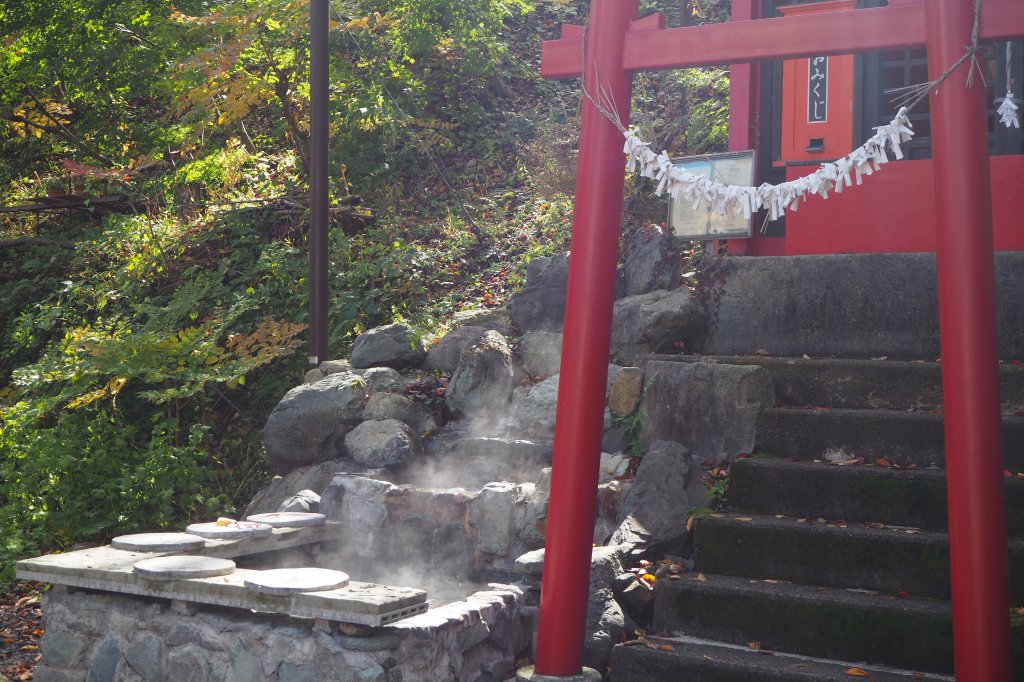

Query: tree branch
[25,93,116,166]
[257,33,310,174]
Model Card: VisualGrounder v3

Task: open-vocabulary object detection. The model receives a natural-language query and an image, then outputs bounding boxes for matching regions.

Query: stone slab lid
[244,567,349,595]
[134,555,236,580]
[110,533,206,553]
[185,520,274,540]
[245,511,327,528]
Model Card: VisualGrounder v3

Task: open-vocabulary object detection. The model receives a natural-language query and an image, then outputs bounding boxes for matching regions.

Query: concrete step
[647,354,1024,412]
[755,407,1024,469]
[651,572,954,674]
[729,458,1024,535]
[692,513,1024,602]
[610,634,954,682]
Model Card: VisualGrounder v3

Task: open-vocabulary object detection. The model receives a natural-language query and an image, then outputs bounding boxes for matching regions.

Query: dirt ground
[0,583,44,682]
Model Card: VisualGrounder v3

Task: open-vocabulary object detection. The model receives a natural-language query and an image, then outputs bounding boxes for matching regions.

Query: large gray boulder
[639,360,775,460]
[610,288,706,365]
[424,326,488,373]
[470,482,529,557]
[622,225,681,297]
[263,373,368,474]
[450,308,515,336]
[244,460,343,516]
[343,419,422,468]
[610,440,692,548]
[509,366,622,438]
[354,366,404,392]
[584,545,630,674]
[361,392,436,435]
[350,323,426,369]
[518,330,563,379]
[507,254,569,333]
[320,475,395,569]
[445,331,520,426]
[508,375,560,438]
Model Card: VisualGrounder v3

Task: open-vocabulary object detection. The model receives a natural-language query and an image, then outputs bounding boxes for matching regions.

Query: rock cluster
[251,229,777,674]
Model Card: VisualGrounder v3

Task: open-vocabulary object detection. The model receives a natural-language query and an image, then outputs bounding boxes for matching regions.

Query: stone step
[648,354,1024,412]
[755,407,1024,469]
[610,634,955,682]
[729,458,1024,535]
[697,253,1024,360]
[651,572,954,674]
[692,513,1024,602]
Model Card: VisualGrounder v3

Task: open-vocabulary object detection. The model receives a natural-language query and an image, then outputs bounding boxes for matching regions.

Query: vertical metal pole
[533,0,638,676]
[925,1,1012,680]
[309,0,330,366]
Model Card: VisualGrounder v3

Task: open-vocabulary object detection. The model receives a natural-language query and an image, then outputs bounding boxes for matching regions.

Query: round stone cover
[244,568,349,595]
[245,512,326,528]
[134,555,236,580]
[185,520,274,540]
[111,533,207,553]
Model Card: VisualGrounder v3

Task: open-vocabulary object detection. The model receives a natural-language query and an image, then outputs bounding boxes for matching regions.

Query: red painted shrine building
[730,0,1024,256]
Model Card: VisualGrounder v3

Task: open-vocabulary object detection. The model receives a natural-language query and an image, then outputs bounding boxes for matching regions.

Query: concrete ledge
[699,253,1024,360]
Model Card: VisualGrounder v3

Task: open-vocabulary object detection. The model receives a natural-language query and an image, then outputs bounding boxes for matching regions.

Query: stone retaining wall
[37,584,528,682]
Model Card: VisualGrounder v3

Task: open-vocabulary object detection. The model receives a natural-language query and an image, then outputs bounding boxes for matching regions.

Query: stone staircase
[610,354,1024,681]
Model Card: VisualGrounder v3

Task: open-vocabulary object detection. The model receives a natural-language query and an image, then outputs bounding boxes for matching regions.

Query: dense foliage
[0,0,729,581]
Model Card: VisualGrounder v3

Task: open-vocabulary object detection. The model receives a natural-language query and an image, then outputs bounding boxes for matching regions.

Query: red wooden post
[533,0,638,676]
[725,0,759,256]
[925,2,1011,679]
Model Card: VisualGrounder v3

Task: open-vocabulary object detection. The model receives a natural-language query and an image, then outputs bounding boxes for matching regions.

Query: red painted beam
[534,0,639,676]
[542,1,1024,78]
[926,0,1012,678]
[982,2,1024,41]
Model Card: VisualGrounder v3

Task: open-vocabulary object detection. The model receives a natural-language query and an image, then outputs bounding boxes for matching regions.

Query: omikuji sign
[533,1,1023,679]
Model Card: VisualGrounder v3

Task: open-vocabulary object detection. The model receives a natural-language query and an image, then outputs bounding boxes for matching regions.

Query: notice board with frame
[667,149,756,240]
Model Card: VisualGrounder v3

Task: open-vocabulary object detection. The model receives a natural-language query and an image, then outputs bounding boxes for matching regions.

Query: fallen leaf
[871,356,888,361]
[874,458,891,467]
[837,457,864,466]
[696,573,707,582]
[735,516,754,522]
[657,644,674,651]
[775,514,786,519]
[687,515,697,533]
[747,641,762,650]
[905,529,920,535]
[845,667,870,677]
[893,591,910,599]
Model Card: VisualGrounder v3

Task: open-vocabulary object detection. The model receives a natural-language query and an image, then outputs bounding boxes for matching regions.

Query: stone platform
[16,523,429,627]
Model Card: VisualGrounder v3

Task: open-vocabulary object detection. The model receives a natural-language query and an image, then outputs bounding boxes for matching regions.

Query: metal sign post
[308,0,329,366]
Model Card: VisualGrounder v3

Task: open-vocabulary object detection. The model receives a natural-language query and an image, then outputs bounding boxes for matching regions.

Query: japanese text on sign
[808,56,828,123]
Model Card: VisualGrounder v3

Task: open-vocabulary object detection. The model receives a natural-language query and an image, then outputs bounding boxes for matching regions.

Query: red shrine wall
[781,156,1024,255]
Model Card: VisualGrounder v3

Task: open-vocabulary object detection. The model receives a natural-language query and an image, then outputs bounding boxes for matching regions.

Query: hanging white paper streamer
[622,108,915,221]
[997,42,1021,129]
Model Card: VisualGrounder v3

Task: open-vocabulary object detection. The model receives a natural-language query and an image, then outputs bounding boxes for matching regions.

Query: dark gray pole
[308,0,329,366]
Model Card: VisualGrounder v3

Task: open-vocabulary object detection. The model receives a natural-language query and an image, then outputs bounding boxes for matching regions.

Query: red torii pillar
[537,0,1014,679]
